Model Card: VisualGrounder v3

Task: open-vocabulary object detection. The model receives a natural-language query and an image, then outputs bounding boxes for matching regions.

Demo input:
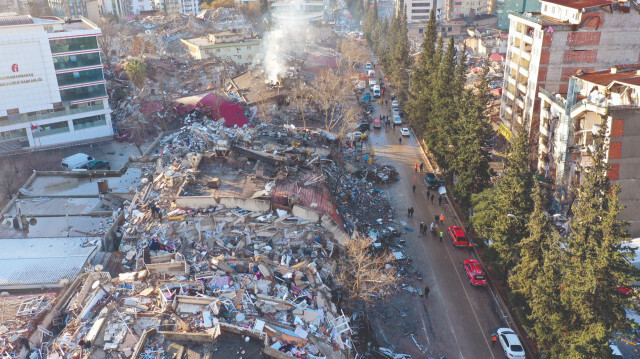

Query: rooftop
[576,65,640,87]
[0,237,98,289]
[540,0,612,10]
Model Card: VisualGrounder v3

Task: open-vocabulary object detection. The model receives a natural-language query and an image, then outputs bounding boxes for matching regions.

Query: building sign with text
[0,40,60,115]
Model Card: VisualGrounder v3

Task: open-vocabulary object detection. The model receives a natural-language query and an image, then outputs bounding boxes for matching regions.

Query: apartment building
[99,0,153,17]
[153,0,199,16]
[493,0,540,30]
[396,0,443,22]
[499,0,640,138]
[442,0,490,20]
[537,66,640,235]
[0,15,112,153]
[49,0,101,21]
[181,31,260,65]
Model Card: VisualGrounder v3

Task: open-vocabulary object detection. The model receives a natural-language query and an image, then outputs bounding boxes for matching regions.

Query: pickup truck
[424,172,444,189]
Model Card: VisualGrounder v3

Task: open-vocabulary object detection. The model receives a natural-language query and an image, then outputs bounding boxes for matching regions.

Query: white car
[497,328,526,359]
[391,99,399,107]
[365,62,372,71]
[400,128,410,136]
[393,115,402,125]
[392,107,400,116]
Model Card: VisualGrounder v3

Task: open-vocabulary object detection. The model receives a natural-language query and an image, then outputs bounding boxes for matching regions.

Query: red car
[464,259,487,286]
[448,225,468,247]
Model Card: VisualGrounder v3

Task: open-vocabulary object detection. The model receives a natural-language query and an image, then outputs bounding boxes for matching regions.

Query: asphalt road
[361,68,515,358]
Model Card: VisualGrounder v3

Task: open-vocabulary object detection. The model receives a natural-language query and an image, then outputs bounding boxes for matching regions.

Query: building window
[56,68,104,87]
[412,9,429,13]
[0,128,27,141]
[73,115,106,130]
[413,2,430,6]
[33,120,70,137]
[49,36,98,54]
[53,52,102,70]
[60,84,107,102]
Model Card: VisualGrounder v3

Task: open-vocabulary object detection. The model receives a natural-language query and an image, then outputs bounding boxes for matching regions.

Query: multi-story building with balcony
[153,0,199,16]
[499,0,640,139]
[493,0,540,30]
[181,31,260,65]
[396,0,443,23]
[442,0,490,20]
[0,14,112,153]
[48,0,101,22]
[537,65,640,235]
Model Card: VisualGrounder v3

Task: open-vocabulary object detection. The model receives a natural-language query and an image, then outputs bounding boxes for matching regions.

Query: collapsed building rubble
[0,119,415,359]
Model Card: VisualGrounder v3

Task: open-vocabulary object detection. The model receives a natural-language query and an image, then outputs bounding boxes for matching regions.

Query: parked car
[356,122,370,132]
[448,225,469,247]
[365,62,372,71]
[373,119,382,128]
[362,92,371,102]
[391,99,399,108]
[84,160,110,170]
[393,115,402,125]
[61,153,94,170]
[352,131,363,141]
[424,172,444,189]
[400,128,410,136]
[496,328,526,359]
[366,104,375,114]
[463,259,487,286]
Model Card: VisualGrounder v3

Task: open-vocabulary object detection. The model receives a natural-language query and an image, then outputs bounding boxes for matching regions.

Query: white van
[373,85,381,98]
[61,153,94,170]
[369,78,377,90]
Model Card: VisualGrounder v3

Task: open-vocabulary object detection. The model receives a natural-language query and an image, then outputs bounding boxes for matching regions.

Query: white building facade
[0,15,112,153]
[154,0,200,16]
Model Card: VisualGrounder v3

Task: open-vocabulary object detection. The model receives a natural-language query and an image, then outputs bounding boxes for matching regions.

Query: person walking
[398,137,402,144]
[408,207,412,217]
[412,184,416,193]
[414,163,418,172]
[410,207,415,218]
[439,231,443,242]
[419,222,424,234]
[434,215,439,223]
[440,214,444,225]
[438,195,442,205]
[426,189,431,199]
[420,162,424,172]
[423,285,430,298]
[430,194,435,203]
[491,332,498,346]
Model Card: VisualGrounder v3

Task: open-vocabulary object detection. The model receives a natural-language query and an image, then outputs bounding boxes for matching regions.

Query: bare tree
[310,69,352,132]
[338,235,397,303]
[338,38,369,72]
[97,18,121,67]
[291,81,312,128]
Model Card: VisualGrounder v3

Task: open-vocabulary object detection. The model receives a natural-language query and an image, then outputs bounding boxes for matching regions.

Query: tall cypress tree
[471,129,533,272]
[429,37,457,167]
[510,183,567,355]
[559,119,638,357]
[407,9,437,135]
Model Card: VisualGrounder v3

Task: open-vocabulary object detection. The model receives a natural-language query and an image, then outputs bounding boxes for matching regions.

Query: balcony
[505,89,515,101]
[517,82,527,94]
[523,34,533,44]
[518,66,529,78]
[516,97,525,109]
[508,76,517,87]
[505,106,513,115]
[541,108,550,119]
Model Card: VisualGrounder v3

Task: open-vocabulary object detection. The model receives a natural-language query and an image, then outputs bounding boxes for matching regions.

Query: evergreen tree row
[406,9,493,213]
[472,119,639,357]
[362,0,411,103]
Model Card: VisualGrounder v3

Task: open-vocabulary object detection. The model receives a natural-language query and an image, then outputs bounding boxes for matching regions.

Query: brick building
[499,0,640,137]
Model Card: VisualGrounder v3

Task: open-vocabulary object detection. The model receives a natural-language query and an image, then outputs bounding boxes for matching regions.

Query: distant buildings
[153,0,200,16]
[0,15,112,153]
[98,0,154,17]
[181,31,260,65]
[537,66,640,235]
[499,0,640,137]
